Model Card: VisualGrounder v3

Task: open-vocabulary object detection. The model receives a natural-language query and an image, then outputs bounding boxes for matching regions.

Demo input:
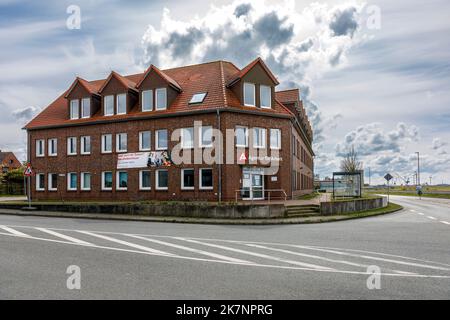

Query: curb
[0,204,403,225]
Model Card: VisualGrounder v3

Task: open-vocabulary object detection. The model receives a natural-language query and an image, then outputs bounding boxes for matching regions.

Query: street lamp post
[415,152,420,186]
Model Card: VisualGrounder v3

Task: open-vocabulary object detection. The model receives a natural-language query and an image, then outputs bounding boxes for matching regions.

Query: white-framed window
[260,85,272,108]
[48,173,58,191]
[36,139,45,157]
[181,127,194,149]
[235,126,248,147]
[200,126,213,148]
[67,172,77,191]
[155,88,167,110]
[36,173,45,191]
[253,127,266,148]
[116,93,127,115]
[139,170,151,190]
[48,138,57,156]
[81,136,91,154]
[199,168,213,190]
[116,133,127,153]
[155,169,168,190]
[67,137,77,155]
[70,100,79,119]
[81,172,91,191]
[101,134,112,153]
[139,131,151,151]
[243,82,256,106]
[81,98,90,118]
[142,90,153,112]
[101,171,113,190]
[116,171,128,190]
[181,168,195,190]
[104,95,114,116]
[270,129,281,149]
[155,129,168,150]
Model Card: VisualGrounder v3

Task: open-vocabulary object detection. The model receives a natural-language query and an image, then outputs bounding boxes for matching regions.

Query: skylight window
[189,92,207,104]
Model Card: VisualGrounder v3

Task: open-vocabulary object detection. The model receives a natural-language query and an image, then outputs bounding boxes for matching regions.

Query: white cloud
[335,122,419,156]
[140,0,367,148]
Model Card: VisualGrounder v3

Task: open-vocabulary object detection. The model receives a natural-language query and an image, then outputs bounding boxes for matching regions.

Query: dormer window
[260,85,271,109]
[142,90,153,112]
[189,92,207,104]
[104,95,114,116]
[155,88,167,110]
[70,100,79,119]
[81,98,90,118]
[117,93,127,115]
[243,82,255,107]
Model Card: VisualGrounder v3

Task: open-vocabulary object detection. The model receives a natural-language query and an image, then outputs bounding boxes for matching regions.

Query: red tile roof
[24,59,293,130]
[227,57,279,86]
[136,65,182,92]
[98,71,138,93]
[275,88,300,104]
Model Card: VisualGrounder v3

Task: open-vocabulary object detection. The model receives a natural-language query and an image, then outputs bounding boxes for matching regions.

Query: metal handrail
[235,188,287,203]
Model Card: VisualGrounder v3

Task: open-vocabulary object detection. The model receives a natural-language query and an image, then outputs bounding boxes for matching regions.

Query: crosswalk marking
[440,221,450,225]
[125,234,251,264]
[292,245,450,271]
[417,212,424,215]
[427,216,437,220]
[0,225,29,237]
[245,243,369,269]
[77,231,173,256]
[35,227,92,246]
[176,237,334,270]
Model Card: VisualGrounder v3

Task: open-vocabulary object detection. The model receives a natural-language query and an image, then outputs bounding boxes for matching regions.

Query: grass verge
[366,191,450,200]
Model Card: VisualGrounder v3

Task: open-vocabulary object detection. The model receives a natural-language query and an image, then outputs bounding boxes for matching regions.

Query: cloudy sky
[1,0,449,185]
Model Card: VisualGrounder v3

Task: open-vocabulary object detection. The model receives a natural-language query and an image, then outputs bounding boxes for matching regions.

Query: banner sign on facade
[117,151,173,169]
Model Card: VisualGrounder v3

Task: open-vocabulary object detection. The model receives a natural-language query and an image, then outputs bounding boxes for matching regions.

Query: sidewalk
[238,193,330,206]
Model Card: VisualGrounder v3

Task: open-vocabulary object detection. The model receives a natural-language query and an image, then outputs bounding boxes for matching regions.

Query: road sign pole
[387,180,390,204]
[28,175,31,209]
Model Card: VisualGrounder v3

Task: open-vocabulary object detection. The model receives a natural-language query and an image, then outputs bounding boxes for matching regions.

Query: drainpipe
[26,130,31,201]
[216,109,222,203]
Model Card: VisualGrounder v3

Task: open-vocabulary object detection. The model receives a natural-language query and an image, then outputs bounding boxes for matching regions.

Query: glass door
[251,174,264,200]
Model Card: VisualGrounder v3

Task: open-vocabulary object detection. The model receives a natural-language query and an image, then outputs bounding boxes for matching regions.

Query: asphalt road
[0,195,449,299]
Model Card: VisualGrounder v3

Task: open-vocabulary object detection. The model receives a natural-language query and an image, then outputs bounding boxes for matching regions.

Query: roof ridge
[219,61,228,107]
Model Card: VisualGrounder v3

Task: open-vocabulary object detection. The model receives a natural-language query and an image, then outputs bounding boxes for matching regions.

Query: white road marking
[245,243,368,268]
[440,221,450,225]
[291,245,450,271]
[0,225,29,237]
[417,212,424,216]
[125,234,251,264]
[427,216,437,220]
[176,237,334,270]
[410,209,416,212]
[4,223,450,269]
[35,227,92,246]
[76,230,173,256]
[0,229,448,279]
[0,230,447,278]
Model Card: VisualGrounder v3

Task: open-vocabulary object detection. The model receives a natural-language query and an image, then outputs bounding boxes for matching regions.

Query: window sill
[199,187,213,191]
[156,188,168,191]
[101,189,113,192]
[101,151,112,154]
[181,187,195,191]
[80,152,91,156]
[139,188,152,191]
[81,189,91,192]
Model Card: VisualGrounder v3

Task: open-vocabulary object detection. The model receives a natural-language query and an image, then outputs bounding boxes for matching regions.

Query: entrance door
[251,174,264,200]
[241,168,264,200]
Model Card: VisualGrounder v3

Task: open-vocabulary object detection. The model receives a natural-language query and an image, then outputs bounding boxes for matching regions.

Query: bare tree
[340,146,363,173]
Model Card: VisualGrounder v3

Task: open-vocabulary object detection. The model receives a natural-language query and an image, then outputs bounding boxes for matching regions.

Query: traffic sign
[384,173,393,182]
[24,163,33,176]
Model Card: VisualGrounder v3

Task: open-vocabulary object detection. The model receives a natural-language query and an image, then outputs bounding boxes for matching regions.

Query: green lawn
[295,192,320,200]
[367,191,450,199]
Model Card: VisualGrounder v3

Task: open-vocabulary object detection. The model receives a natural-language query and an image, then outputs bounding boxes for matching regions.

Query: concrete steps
[285,204,320,218]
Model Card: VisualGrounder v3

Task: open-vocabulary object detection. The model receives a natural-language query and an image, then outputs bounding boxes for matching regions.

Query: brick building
[0,151,22,173]
[25,58,314,202]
